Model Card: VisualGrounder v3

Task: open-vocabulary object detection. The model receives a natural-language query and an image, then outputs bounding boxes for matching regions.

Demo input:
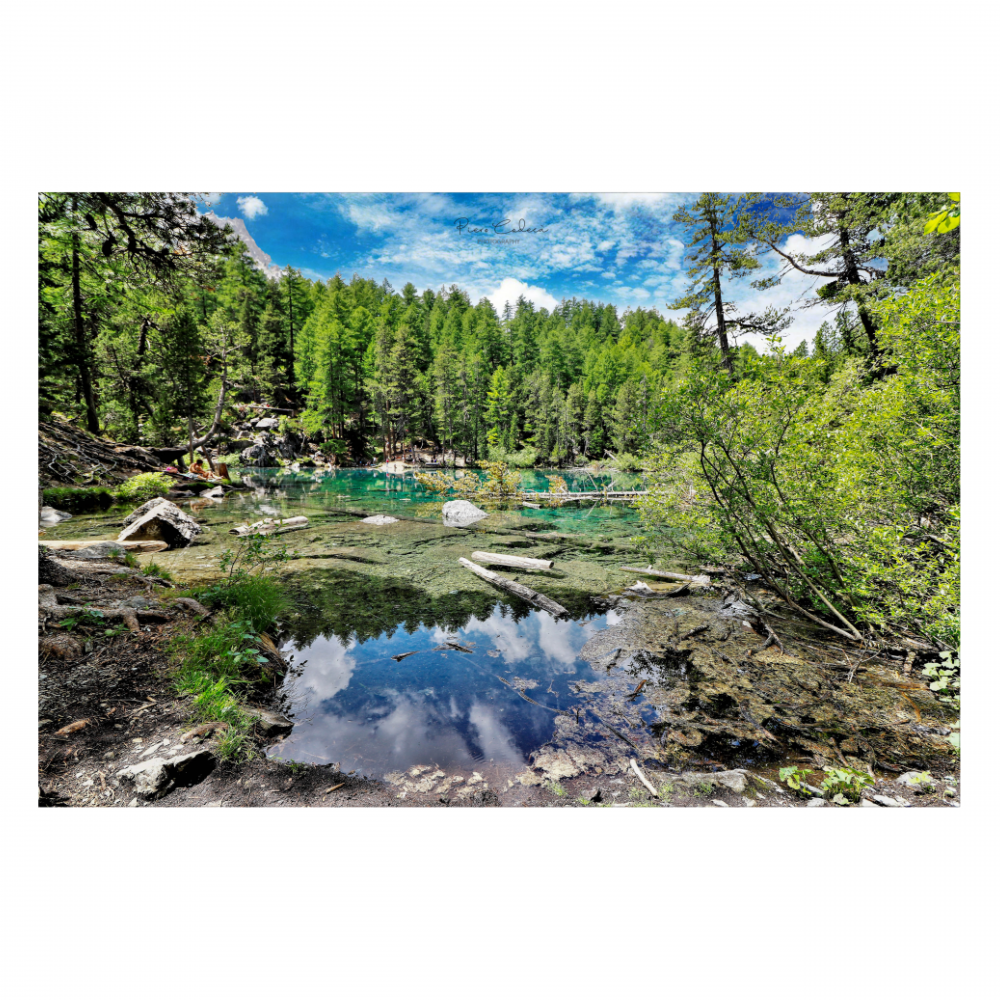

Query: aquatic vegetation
[415,460,524,505]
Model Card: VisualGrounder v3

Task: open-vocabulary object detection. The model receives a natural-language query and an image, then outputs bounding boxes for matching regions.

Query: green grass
[118,550,141,569]
[170,618,273,761]
[200,576,291,634]
[144,560,174,582]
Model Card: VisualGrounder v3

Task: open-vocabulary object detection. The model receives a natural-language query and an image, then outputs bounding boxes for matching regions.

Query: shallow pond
[271,604,631,779]
[42,466,956,794]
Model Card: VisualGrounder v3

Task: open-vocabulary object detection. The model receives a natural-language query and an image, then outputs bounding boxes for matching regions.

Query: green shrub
[508,446,540,468]
[113,472,173,505]
[42,486,114,513]
[611,452,644,472]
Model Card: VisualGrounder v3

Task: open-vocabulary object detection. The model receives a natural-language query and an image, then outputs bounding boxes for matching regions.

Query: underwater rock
[361,515,399,525]
[442,499,487,526]
[243,706,293,736]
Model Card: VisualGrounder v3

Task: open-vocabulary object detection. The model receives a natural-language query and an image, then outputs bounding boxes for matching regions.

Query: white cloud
[487,277,559,315]
[237,195,268,220]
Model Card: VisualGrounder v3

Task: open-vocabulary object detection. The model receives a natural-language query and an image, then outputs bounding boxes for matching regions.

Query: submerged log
[458,557,569,617]
[229,516,308,536]
[470,550,554,572]
[620,566,711,586]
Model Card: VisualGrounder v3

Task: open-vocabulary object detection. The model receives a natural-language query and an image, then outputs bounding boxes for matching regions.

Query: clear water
[237,467,646,539]
[44,466,658,783]
[271,604,625,778]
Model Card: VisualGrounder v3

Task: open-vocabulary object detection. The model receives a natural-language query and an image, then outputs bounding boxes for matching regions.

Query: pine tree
[671,193,789,375]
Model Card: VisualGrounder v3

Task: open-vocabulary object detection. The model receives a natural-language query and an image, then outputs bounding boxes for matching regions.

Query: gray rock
[241,435,280,467]
[712,800,729,807]
[896,771,938,793]
[123,595,156,608]
[869,794,904,807]
[806,798,827,807]
[860,799,879,808]
[122,497,172,526]
[441,499,487,527]
[255,417,280,430]
[117,748,215,800]
[677,769,748,795]
[40,506,73,524]
[243,706,294,736]
[60,541,127,560]
[580,787,602,803]
[118,498,201,549]
[361,515,398,525]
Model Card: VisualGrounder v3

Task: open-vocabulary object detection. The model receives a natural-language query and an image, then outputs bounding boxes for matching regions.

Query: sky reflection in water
[270,604,623,777]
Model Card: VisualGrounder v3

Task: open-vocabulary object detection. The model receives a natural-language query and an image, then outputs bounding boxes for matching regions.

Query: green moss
[42,486,114,513]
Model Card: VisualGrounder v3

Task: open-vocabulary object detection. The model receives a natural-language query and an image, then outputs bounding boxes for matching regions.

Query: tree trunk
[838,224,880,357]
[286,272,296,390]
[711,223,735,376]
[70,205,100,434]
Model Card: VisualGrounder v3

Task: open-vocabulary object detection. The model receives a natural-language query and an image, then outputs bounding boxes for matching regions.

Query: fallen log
[620,566,711,586]
[458,557,569,617]
[470,550,554,572]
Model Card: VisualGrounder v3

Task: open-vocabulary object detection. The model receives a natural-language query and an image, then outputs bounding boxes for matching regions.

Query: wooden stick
[458,558,568,616]
[470,550,554,571]
[620,566,710,586]
[631,758,659,798]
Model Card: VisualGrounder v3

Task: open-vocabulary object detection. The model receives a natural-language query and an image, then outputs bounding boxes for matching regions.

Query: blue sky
[196,192,836,347]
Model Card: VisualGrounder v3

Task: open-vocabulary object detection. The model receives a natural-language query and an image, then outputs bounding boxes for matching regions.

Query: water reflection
[270,604,617,776]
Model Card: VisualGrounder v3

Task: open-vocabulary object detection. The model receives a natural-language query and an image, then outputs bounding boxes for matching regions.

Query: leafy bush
[42,486,114,513]
[113,472,173,505]
[923,651,960,750]
[779,765,814,793]
[637,267,959,646]
[820,766,873,803]
[509,446,540,468]
[611,452,644,472]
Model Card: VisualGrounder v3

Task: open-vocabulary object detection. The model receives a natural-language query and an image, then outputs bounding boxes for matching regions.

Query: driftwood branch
[621,566,711,586]
[630,758,659,798]
[458,558,568,617]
